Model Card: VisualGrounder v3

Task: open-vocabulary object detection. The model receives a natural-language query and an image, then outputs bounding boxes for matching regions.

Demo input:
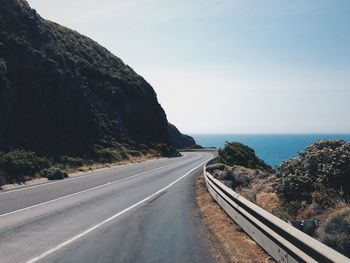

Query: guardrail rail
[204,165,350,263]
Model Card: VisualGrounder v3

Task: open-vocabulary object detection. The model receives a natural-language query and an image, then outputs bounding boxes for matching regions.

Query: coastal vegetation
[0,0,196,155]
[274,139,350,256]
[0,0,198,187]
[208,139,350,257]
[275,139,350,204]
[0,149,50,185]
[0,143,179,186]
[217,142,272,171]
[206,141,272,189]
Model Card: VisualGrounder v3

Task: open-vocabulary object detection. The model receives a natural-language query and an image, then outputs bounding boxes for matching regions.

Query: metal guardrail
[204,166,350,263]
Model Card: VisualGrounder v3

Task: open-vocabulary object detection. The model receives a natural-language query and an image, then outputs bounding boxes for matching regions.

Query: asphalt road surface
[0,152,215,263]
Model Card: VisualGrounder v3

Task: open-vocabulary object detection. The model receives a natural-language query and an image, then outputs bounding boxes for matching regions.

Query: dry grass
[1,155,162,190]
[195,174,275,263]
[237,172,291,221]
[298,200,349,225]
[205,163,350,257]
[65,154,161,174]
[237,169,350,224]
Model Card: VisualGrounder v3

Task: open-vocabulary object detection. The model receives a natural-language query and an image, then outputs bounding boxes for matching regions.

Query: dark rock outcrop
[167,123,199,149]
[0,0,192,156]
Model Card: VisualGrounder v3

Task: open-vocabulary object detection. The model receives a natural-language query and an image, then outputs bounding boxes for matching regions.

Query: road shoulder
[195,174,275,263]
[1,156,165,192]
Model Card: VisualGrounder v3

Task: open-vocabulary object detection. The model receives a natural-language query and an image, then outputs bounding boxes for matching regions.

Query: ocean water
[191,134,350,167]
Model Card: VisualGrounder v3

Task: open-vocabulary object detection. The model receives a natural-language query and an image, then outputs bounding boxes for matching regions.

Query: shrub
[0,58,7,75]
[92,145,128,163]
[276,140,350,201]
[300,140,350,197]
[209,163,232,181]
[221,167,254,189]
[40,167,68,180]
[154,143,179,157]
[318,207,350,257]
[127,150,142,157]
[139,144,148,151]
[0,149,50,184]
[60,156,83,167]
[217,142,271,171]
[275,158,314,201]
[208,163,256,190]
[312,188,340,210]
[148,149,158,157]
[206,163,230,174]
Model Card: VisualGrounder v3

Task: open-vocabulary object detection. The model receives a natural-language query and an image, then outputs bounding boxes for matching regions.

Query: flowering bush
[275,140,350,202]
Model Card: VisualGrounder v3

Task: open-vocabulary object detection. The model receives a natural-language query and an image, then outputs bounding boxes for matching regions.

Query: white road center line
[25,156,211,263]
[0,161,183,218]
[0,157,186,195]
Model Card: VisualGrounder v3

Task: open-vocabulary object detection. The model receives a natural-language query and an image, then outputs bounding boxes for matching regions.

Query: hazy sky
[27,0,350,134]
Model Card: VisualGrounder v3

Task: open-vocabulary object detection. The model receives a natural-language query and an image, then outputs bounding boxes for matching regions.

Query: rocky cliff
[0,0,196,156]
[167,123,199,149]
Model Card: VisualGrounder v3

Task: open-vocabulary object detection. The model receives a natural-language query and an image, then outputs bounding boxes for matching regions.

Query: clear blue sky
[27,0,350,134]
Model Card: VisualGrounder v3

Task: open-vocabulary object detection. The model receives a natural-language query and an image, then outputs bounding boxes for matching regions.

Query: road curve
[0,152,215,263]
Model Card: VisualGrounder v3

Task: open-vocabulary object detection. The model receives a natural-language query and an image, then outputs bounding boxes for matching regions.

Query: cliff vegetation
[207,139,350,257]
[0,0,198,186]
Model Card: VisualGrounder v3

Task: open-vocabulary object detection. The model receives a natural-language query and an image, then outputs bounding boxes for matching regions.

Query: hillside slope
[0,0,194,156]
[167,123,199,149]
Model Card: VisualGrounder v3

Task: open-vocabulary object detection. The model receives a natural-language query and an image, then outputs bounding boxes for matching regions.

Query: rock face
[167,123,198,149]
[0,0,193,155]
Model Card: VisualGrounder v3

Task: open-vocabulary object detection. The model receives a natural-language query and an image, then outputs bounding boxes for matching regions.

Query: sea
[190,134,350,167]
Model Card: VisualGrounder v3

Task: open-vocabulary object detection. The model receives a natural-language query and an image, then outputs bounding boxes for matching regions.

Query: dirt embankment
[195,174,275,263]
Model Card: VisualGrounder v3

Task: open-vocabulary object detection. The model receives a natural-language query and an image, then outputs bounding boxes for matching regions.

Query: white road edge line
[25,155,213,263]
[0,161,184,218]
[0,156,187,195]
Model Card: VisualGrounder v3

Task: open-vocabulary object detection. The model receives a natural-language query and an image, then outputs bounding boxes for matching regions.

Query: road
[0,152,215,263]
